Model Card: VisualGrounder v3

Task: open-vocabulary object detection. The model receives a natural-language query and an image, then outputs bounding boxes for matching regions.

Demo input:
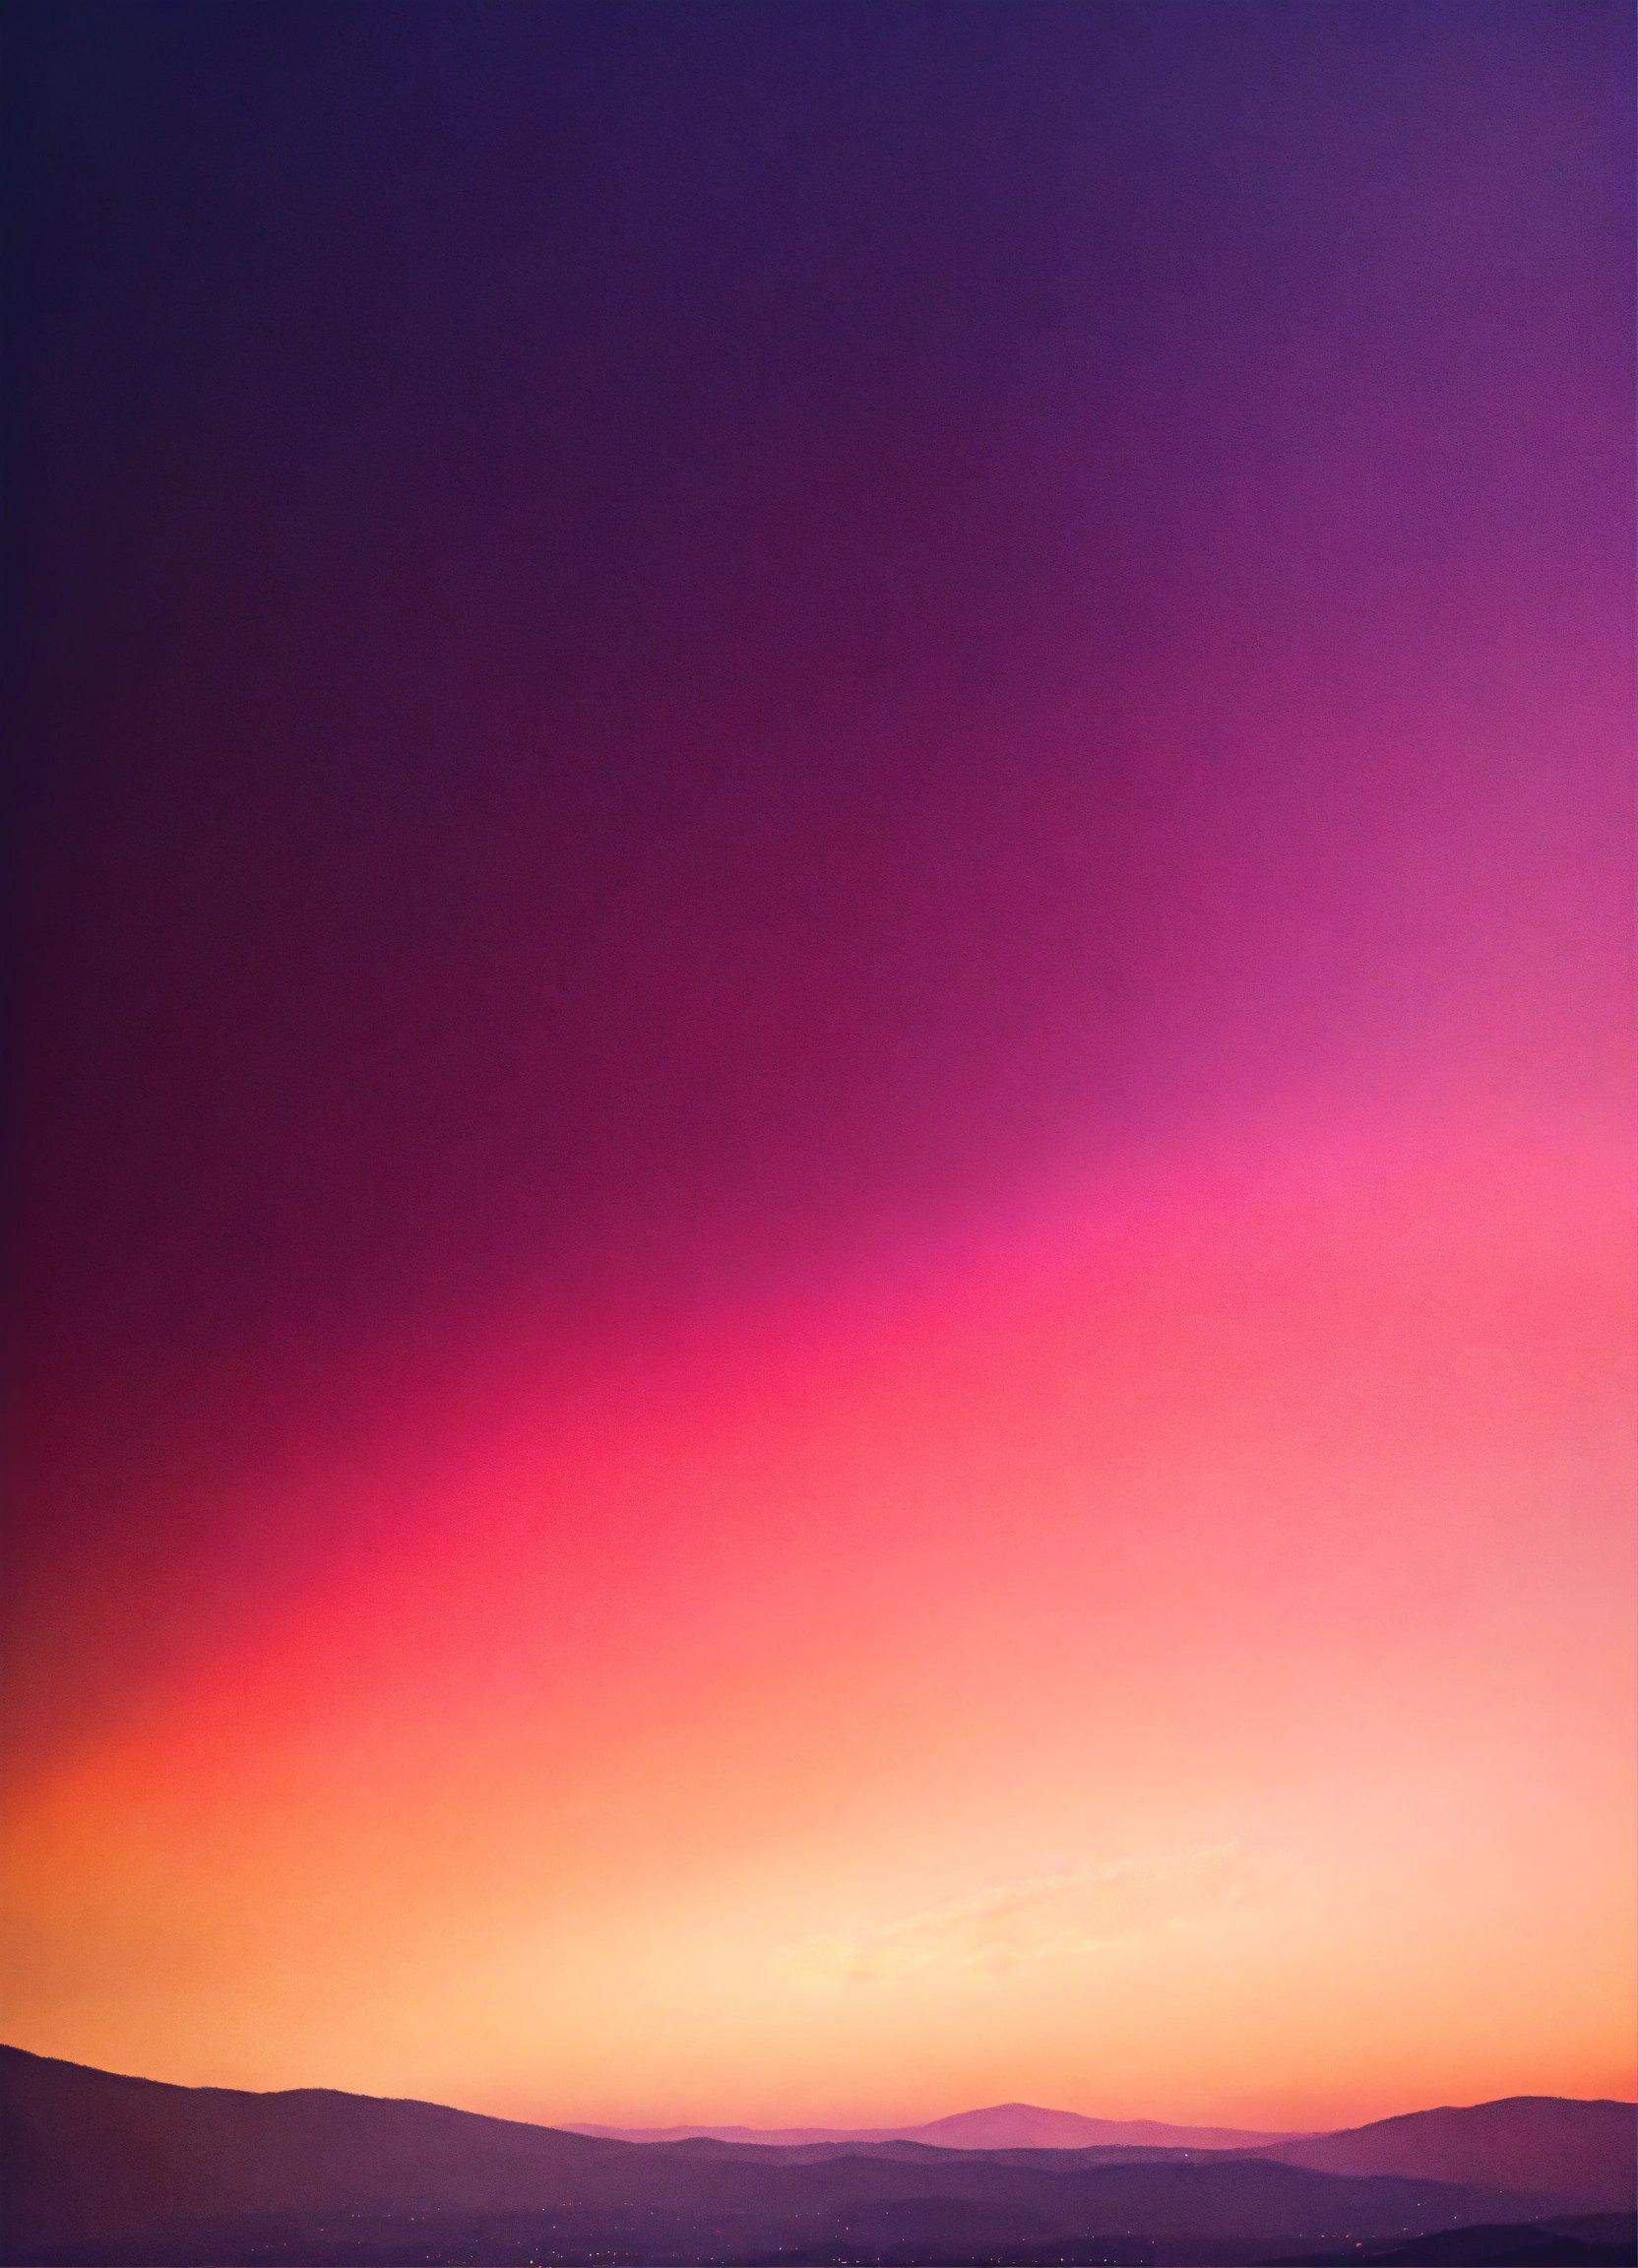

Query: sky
[3,0,1634,2133]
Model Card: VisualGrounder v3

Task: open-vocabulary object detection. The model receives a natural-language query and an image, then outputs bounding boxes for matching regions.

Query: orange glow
[4,1091,1632,2129]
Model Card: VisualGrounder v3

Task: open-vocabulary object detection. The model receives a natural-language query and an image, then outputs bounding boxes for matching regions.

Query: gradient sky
[4,1,1634,2133]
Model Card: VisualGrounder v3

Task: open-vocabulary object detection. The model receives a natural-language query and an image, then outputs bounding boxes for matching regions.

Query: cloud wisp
[781,1845,1258,1990]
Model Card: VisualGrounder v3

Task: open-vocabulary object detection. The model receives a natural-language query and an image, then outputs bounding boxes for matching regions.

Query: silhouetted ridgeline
[1,2047,1632,2267]
[569,2106,1296,2151]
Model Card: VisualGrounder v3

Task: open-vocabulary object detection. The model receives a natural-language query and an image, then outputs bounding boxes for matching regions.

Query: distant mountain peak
[573,2098,1302,2152]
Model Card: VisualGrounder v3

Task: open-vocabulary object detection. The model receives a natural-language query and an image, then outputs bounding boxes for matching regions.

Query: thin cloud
[781,1844,1258,1989]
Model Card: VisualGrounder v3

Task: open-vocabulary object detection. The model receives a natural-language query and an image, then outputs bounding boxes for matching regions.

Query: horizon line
[4,2043,1632,2143]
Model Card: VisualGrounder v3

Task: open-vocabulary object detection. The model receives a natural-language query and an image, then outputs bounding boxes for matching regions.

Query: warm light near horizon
[5,1092,1632,2131]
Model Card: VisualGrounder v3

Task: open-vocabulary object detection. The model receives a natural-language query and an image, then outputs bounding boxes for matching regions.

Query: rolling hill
[1264,2098,1636,2209]
[2,2045,1630,2266]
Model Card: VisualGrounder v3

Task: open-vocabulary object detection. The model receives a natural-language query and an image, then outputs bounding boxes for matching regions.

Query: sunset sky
[5,1,1634,2134]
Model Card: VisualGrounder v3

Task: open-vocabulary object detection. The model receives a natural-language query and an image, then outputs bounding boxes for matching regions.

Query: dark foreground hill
[1292,2212,1638,2265]
[1,2046,1631,2267]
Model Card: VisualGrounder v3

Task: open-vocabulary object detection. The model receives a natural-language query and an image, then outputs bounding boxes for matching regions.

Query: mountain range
[2,2045,1631,2266]
[571,2104,1295,2151]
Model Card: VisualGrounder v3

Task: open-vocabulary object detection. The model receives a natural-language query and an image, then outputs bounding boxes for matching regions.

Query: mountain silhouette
[1262,2098,1636,2208]
[2,2045,1631,2266]
[574,2100,1295,2150]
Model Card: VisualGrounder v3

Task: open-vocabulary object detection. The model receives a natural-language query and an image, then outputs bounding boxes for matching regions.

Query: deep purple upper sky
[6,0,1633,1766]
